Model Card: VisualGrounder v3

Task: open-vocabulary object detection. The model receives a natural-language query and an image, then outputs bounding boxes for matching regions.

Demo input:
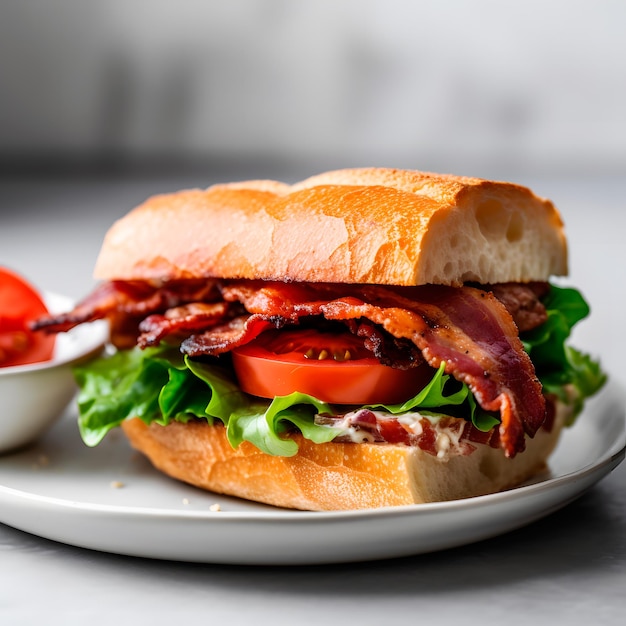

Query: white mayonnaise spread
[324,409,473,460]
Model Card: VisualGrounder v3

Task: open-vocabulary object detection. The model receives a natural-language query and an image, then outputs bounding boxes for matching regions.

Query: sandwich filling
[34,279,605,459]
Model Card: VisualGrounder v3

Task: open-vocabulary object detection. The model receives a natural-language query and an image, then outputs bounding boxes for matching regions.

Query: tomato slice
[0,267,55,367]
[231,328,432,405]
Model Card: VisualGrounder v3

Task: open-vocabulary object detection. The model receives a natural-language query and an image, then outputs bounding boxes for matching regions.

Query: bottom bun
[121,409,567,510]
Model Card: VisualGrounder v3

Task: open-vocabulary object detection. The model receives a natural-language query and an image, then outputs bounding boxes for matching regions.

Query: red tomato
[0,267,55,367]
[231,328,432,405]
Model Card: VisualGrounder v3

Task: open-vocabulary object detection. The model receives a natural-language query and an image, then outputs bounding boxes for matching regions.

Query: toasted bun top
[94,168,568,286]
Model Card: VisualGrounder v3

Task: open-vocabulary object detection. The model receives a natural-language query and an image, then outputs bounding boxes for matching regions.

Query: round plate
[0,384,623,565]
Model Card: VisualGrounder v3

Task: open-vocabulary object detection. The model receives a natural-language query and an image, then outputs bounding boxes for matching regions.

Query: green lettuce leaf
[521,284,606,422]
[74,346,169,446]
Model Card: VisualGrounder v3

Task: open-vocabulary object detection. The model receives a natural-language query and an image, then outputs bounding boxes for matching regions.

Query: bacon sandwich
[34,168,606,509]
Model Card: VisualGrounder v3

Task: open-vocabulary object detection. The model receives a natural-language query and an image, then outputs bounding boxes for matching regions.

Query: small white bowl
[0,292,108,453]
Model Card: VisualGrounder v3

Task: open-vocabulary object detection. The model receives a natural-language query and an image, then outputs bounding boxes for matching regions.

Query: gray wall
[1,0,624,177]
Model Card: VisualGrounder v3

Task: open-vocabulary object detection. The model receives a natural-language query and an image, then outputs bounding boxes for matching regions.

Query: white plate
[0,384,623,565]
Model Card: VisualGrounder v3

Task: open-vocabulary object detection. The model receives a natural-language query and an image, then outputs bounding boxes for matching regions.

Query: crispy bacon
[345,319,423,369]
[181,314,276,355]
[32,279,219,334]
[32,277,548,457]
[137,302,233,348]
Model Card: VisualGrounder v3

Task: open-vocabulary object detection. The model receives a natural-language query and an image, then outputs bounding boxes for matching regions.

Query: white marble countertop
[0,173,624,625]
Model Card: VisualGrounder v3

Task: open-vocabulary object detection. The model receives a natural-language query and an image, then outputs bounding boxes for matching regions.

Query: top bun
[94,168,568,286]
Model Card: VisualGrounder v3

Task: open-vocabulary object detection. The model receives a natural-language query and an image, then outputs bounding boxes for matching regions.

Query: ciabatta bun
[122,405,566,511]
[94,168,567,286]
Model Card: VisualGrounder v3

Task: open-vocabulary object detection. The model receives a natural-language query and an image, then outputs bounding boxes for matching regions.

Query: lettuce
[73,284,605,455]
[520,285,606,423]
[74,346,170,446]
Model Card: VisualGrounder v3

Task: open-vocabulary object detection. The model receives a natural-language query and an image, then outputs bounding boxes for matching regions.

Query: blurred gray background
[1,0,625,181]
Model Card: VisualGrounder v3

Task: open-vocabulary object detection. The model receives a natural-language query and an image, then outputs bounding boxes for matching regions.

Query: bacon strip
[138,302,233,348]
[181,314,275,355]
[32,279,219,334]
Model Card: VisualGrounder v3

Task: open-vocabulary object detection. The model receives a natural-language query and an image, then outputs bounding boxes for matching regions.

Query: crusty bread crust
[121,410,565,510]
[94,168,567,286]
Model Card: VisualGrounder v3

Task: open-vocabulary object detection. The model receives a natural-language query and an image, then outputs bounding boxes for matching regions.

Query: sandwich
[33,168,606,510]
